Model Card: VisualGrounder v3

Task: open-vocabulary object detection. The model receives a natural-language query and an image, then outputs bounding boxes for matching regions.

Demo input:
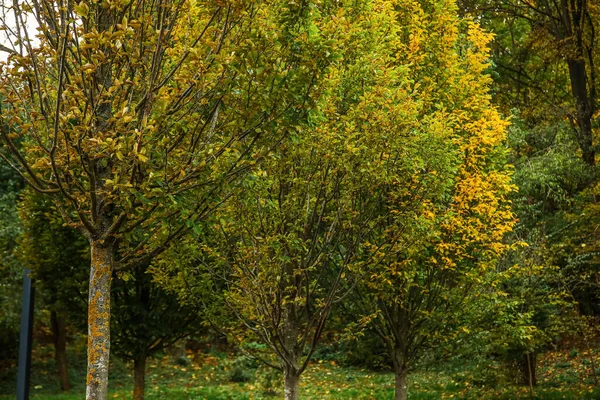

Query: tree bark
[50,310,71,391]
[392,346,408,400]
[133,353,147,400]
[568,58,595,166]
[284,368,300,400]
[281,260,301,400]
[394,369,408,400]
[86,242,113,400]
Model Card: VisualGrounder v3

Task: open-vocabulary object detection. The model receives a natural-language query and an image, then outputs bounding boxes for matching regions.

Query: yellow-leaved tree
[349,2,516,400]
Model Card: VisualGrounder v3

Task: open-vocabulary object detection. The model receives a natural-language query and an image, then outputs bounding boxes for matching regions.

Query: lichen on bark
[86,242,113,400]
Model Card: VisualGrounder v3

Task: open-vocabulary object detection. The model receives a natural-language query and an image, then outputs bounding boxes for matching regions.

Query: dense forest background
[0,0,599,399]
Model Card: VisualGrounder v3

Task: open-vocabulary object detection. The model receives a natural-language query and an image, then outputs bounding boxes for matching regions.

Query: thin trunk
[284,368,300,400]
[521,352,537,388]
[50,310,71,391]
[526,352,535,397]
[86,242,113,400]
[394,370,408,400]
[133,353,147,400]
[281,260,301,400]
[392,347,408,400]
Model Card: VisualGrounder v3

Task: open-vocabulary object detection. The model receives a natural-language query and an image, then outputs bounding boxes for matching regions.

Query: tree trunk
[567,58,595,166]
[394,369,408,400]
[133,353,147,400]
[50,310,71,391]
[392,346,408,400]
[86,242,113,400]
[284,368,300,400]
[281,260,301,400]
[520,352,537,387]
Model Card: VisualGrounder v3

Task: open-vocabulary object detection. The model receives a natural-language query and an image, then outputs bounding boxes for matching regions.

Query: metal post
[16,268,34,400]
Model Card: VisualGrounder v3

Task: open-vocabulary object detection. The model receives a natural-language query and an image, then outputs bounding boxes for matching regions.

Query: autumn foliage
[5,0,588,399]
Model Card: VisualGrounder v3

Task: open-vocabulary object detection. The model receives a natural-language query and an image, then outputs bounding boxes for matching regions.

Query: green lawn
[2,342,600,399]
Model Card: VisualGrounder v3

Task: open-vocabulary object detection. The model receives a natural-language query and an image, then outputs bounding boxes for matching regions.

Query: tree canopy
[1,0,599,399]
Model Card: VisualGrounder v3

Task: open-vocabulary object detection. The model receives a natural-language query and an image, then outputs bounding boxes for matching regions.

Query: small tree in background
[111,262,202,400]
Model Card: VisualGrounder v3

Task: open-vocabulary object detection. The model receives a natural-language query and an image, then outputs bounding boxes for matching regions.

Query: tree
[111,261,202,400]
[155,1,427,397]
[0,1,331,398]
[349,2,515,399]
[156,2,513,399]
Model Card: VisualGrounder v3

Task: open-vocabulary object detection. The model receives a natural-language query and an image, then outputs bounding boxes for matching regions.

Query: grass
[2,340,600,399]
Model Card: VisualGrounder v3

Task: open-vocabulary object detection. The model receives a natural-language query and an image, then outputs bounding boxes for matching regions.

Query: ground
[1,340,600,399]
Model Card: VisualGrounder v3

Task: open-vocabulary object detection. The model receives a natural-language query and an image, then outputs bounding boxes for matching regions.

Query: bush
[0,320,19,363]
[338,333,390,371]
[255,365,279,396]
[174,355,192,367]
[568,348,579,358]
[226,355,259,383]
